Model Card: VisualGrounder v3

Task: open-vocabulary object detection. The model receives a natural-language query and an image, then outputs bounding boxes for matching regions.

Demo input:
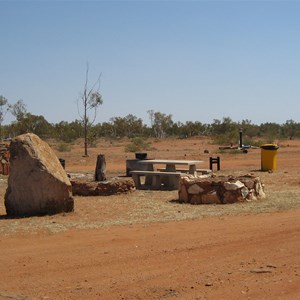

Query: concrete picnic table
[136,159,204,175]
[130,159,205,190]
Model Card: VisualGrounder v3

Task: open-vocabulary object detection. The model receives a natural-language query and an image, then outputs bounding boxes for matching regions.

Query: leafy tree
[109,116,126,137]
[259,122,281,142]
[170,121,186,137]
[239,119,260,139]
[53,120,83,142]
[9,99,27,122]
[124,114,144,137]
[78,63,103,156]
[147,110,173,138]
[282,119,300,139]
[209,117,239,144]
[210,117,237,136]
[180,121,206,137]
[97,122,115,138]
[110,114,145,138]
[12,113,52,137]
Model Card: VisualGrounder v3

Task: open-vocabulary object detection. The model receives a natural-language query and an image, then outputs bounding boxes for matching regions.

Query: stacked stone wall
[179,174,265,204]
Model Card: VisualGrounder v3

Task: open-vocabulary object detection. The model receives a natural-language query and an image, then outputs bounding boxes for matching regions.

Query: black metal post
[239,128,243,149]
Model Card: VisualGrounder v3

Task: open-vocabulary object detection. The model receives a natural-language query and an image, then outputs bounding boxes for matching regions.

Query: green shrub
[213,132,239,145]
[57,143,72,152]
[125,137,152,153]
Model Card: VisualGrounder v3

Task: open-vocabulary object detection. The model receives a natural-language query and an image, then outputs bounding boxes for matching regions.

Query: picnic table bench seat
[130,170,185,190]
[157,168,212,175]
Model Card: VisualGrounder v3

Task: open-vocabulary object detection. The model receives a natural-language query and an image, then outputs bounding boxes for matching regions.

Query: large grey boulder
[4,133,74,216]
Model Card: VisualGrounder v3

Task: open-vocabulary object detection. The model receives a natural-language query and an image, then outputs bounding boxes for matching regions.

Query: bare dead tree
[77,63,103,156]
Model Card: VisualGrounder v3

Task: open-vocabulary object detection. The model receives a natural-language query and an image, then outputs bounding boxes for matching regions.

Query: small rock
[205,282,213,286]
[250,269,272,274]
[266,264,277,268]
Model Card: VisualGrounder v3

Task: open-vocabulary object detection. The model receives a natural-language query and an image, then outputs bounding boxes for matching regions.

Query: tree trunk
[83,116,88,157]
[95,154,106,181]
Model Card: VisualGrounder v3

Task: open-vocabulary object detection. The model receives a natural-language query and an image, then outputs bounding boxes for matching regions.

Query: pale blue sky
[1,0,300,125]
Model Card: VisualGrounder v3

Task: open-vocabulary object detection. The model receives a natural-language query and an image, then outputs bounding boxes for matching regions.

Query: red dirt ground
[0,137,299,300]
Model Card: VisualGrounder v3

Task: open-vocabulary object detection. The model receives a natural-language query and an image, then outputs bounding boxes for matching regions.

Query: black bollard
[209,156,220,171]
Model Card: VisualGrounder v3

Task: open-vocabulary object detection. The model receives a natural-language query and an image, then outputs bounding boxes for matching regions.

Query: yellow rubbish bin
[261,144,279,171]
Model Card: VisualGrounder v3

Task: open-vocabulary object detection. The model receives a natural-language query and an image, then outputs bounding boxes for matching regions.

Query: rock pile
[71,177,135,196]
[0,142,10,175]
[178,174,265,204]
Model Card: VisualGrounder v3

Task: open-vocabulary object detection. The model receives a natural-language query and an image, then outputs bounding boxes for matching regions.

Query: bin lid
[260,144,279,150]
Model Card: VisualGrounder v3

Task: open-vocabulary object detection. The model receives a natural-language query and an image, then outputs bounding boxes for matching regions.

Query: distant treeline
[2,112,300,146]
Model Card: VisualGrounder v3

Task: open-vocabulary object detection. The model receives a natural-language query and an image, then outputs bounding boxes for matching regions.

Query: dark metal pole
[239,128,243,149]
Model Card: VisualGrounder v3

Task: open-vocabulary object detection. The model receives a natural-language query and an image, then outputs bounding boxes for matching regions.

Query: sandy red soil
[0,137,299,300]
